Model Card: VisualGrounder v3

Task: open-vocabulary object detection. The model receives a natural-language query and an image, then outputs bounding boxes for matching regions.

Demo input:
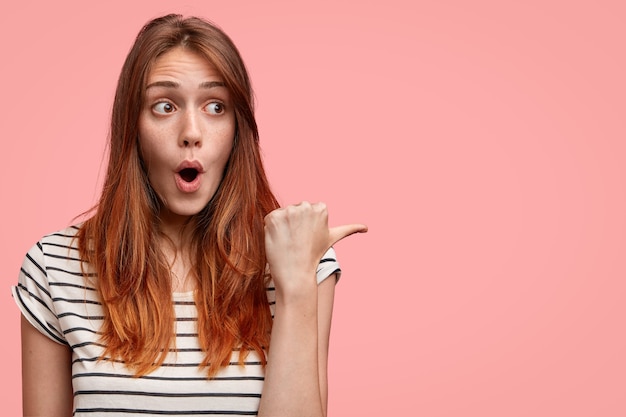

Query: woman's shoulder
[35,224,82,250]
[41,223,82,240]
[14,223,89,346]
[24,223,83,263]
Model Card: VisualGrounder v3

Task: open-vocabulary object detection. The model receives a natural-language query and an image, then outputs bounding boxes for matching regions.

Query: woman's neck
[158,208,193,247]
[158,209,196,293]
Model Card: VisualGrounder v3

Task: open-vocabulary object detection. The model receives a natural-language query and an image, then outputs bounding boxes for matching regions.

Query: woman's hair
[77,14,279,377]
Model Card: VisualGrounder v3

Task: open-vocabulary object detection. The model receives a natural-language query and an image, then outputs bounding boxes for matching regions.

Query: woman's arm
[316,274,337,417]
[21,314,73,416]
[258,271,326,417]
[259,273,336,417]
[258,202,365,417]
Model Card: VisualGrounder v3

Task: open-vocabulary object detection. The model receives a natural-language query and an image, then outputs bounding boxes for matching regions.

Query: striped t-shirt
[12,225,340,416]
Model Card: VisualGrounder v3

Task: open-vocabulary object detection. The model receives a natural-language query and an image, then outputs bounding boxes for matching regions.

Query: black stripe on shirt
[72,372,264,382]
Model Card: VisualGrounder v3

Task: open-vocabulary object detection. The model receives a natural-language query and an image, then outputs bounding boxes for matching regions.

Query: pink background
[1,0,625,415]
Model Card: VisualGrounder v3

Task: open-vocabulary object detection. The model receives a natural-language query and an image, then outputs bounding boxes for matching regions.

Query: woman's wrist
[273,271,318,306]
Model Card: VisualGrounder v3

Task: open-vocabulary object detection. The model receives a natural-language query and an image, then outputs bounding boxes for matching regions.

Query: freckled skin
[138,47,236,229]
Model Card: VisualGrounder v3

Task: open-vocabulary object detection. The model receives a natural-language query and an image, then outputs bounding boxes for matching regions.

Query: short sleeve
[11,241,67,345]
[316,247,341,284]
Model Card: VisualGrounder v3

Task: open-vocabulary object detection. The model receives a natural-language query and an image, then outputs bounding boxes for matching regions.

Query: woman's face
[138,47,235,225]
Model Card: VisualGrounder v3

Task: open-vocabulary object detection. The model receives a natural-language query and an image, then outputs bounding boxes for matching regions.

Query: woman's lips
[175,160,204,193]
[175,171,201,193]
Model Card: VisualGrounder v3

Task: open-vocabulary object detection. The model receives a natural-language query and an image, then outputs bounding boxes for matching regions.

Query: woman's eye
[206,102,224,115]
[153,102,175,114]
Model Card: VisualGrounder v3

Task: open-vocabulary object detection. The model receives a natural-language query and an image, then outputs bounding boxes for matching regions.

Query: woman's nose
[180,110,202,147]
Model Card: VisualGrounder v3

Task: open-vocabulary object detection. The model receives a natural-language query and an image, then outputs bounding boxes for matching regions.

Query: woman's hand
[264,201,367,298]
[259,201,366,417]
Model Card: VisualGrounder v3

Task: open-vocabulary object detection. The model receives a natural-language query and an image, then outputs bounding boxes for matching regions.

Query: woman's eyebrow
[199,81,225,89]
[145,80,226,90]
[145,80,179,90]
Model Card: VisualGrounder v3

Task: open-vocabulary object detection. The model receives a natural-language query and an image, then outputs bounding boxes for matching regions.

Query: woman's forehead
[146,47,222,83]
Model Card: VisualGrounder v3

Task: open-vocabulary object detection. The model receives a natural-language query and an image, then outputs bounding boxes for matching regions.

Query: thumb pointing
[328,224,368,247]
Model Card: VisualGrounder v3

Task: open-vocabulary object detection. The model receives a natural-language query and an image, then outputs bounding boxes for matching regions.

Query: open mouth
[179,168,199,182]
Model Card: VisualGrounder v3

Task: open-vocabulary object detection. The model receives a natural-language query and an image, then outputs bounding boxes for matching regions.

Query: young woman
[13,14,366,416]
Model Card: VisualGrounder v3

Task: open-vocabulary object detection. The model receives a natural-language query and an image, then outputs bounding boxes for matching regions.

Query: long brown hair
[77,14,279,377]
